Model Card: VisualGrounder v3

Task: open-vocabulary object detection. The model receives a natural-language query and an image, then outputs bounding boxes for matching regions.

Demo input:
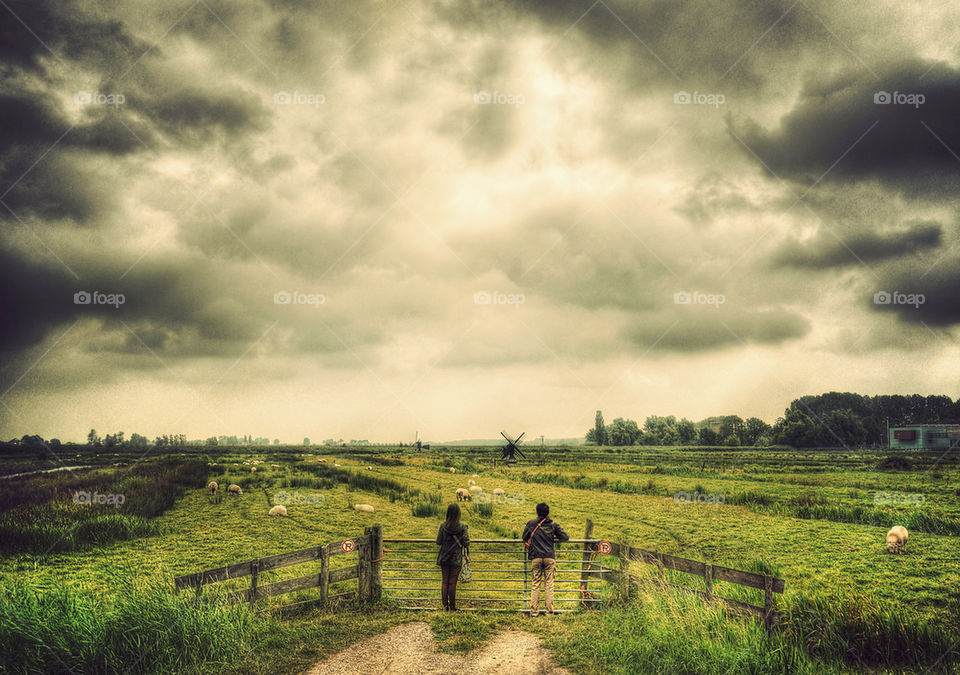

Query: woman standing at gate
[436,503,469,610]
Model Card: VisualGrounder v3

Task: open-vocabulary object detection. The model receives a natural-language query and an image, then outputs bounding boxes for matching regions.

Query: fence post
[249,559,259,610]
[580,519,594,609]
[763,575,774,630]
[704,563,713,600]
[320,545,329,605]
[371,524,383,603]
[359,528,371,603]
[617,540,630,601]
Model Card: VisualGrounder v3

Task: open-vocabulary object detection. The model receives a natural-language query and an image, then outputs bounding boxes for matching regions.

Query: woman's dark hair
[445,503,461,529]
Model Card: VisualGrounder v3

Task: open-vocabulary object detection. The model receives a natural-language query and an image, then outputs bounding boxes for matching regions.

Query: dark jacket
[436,522,469,567]
[522,517,569,560]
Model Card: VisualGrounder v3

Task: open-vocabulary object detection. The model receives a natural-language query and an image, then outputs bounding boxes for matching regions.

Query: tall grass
[0,577,264,674]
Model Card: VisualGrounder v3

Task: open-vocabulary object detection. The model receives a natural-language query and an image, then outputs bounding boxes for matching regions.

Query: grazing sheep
[334,463,340,467]
[886,525,909,553]
[227,484,242,496]
[449,467,456,474]
[469,485,483,495]
[493,488,505,496]
[268,505,287,517]
[471,474,479,479]
[319,459,328,463]
[367,465,373,470]
[354,504,375,513]
[456,487,471,502]
[468,479,476,486]
[207,481,218,495]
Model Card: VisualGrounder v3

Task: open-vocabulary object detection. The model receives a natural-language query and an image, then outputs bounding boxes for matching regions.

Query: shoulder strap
[528,518,546,541]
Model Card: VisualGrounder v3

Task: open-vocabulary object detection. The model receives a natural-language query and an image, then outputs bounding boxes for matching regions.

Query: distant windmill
[500,431,526,462]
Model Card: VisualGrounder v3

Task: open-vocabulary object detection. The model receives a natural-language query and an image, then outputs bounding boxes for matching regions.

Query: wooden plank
[249,561,259,609]
[627,547,706,576]
[175,561,253,589]
[704,563,713,600]
[229,572,321,604]
[329,565,358,584]
[327,535,370,557]
[358,528,371,603]
[257,545,323,572]
[627,576,768,619]
[712,565,785,594]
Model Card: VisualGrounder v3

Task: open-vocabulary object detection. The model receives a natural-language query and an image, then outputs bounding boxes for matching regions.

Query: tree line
[586,392,960,448]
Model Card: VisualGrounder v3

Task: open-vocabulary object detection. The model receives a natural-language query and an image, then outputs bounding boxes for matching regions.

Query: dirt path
[304,621,572,675]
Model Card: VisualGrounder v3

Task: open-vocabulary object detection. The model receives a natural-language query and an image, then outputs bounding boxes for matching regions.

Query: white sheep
[471,474,479,479]
[449,467,456,474]
[354,504,375,513]
[468,479,476,486]
[207,481,218,495]
[886,525,909,553]
[469,485,483,495]
[455,487,471,502]
[319,459,327,463]
[493,488,505,496]
[268,504,287,517]
[227,484,242,496]
[367,465,373,470]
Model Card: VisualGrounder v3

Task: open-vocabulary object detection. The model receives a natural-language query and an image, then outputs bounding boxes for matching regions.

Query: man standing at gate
[522,502,569,616]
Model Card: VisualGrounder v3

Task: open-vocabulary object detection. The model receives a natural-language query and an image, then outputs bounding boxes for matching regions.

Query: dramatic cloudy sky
[1,0,959,443]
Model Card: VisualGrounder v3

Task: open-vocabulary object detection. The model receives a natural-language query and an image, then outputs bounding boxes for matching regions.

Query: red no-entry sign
[341,539,355,553]
[597,541,611,555]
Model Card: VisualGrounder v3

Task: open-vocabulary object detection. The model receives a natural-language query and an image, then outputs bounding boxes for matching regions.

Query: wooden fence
[173,520,784,626]
[174,525,384,613]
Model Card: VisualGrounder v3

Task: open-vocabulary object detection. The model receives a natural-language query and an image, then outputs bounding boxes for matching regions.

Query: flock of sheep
[204,460,913,554]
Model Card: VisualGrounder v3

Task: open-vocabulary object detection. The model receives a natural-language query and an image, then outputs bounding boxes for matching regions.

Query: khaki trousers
[529,557,556,615]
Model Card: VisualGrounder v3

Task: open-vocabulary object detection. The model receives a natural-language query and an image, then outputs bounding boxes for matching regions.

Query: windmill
[499,431,526,462]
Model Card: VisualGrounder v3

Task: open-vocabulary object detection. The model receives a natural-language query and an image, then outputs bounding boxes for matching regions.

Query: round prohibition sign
[341,539,355,553]
[597,541,612,555]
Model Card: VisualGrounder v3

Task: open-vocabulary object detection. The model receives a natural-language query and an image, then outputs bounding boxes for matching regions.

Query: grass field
[1,444,958,673]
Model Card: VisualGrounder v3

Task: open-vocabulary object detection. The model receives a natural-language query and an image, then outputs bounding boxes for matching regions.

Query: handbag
[453,532,472,583]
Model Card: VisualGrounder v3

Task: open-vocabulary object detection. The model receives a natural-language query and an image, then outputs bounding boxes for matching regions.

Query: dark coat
[522,517,569,560]
[436,522,469,567]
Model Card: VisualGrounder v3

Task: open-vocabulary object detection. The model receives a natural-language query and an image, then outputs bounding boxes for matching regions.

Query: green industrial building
[888,424,960,450]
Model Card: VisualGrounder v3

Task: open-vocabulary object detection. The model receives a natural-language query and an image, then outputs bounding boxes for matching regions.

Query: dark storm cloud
[0,0,144,74]
[129,87,270,144]
[773,221,943,269]
[736,60,960,196]
[870,266,960,327]
[624,307,810,352]
[505,0,821,87]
